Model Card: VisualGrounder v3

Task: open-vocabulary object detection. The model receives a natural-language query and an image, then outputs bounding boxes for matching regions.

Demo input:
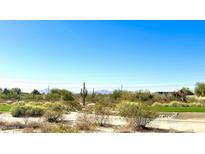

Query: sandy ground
[1,112,205,133]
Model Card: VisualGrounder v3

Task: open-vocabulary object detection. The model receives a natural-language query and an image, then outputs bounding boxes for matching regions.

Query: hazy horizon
[0,20,205,92]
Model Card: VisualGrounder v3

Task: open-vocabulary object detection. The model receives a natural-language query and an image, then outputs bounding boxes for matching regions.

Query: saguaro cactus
[81,82,88,106]
[92,88,96,98]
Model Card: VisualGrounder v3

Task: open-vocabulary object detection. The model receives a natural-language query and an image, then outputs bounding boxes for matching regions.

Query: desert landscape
[1,21,205,133]
[1,83,205,133]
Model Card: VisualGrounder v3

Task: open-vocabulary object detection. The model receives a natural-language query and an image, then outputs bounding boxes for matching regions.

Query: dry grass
[75,113,96,132]
[0,121,25,130]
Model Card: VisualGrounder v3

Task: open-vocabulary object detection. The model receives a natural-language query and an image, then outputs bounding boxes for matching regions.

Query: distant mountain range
[38,88,112,95]
[95,89,112,94]
[39,88,49,94]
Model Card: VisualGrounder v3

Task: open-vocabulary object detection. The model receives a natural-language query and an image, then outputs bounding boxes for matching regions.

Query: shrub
[11,104,45,117]
[116,101,157,129]
[46,89,75,102]
[43,102,66,112]
[26,106,45,117]
[116,101,139,117]
[64,100,82,111]
[111,90,123,100]
[43,110,63,123]
[51,124,79,133]
[11,105,29,117]
[75,113,96,132]
[94,100,111,126]
[135,90,154,102]
[0,121,25,130]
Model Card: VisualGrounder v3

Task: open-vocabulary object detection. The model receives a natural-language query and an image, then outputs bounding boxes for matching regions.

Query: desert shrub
[39,123,53,133]
[0,121,25,130]
[43,110,63,123]
[26,121,42,129]
[46,89,75,102]
[26,106,45,117]
[75,113,96,132]
[111,90,123,100]
[64,100,82,111]
[11,104,45,117]
[43,102,67,122]
[116,101,139,117]
[43,102,66,112]
[83,103,95,113]
[94,100,112,126]
[135,90,154,102]
[116,101,157,129]
[11,105,27,117]
[51,124,79,133]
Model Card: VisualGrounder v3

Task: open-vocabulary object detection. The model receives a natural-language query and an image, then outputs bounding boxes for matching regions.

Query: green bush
[43,102,66,112]
[64,100,82,111]
[11,105,45,117]
[26,106,45,117]
[116,101,139,117]
[11,106,27,117]
[116,101,157,129]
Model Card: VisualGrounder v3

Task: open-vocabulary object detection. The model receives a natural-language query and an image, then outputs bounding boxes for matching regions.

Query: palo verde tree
[81,82,88,106]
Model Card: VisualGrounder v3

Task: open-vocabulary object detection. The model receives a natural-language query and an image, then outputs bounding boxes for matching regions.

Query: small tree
[3,88,10,96]
[195,83,205,97]
[31,89,40,99]
[12,88,22,100]
[179,87,193,95]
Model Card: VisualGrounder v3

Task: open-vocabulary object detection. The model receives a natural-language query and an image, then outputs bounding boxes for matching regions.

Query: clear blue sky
[0,20,205,92]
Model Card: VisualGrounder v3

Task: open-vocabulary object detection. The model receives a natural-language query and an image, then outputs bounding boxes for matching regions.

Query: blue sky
[0,20,205,92]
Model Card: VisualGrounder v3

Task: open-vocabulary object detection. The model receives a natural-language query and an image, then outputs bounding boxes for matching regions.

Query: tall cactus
[81,82,88,106]
[92,88,96,98]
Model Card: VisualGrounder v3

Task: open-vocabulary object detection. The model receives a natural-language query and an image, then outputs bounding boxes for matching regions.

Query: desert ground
[1,112,205,133]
